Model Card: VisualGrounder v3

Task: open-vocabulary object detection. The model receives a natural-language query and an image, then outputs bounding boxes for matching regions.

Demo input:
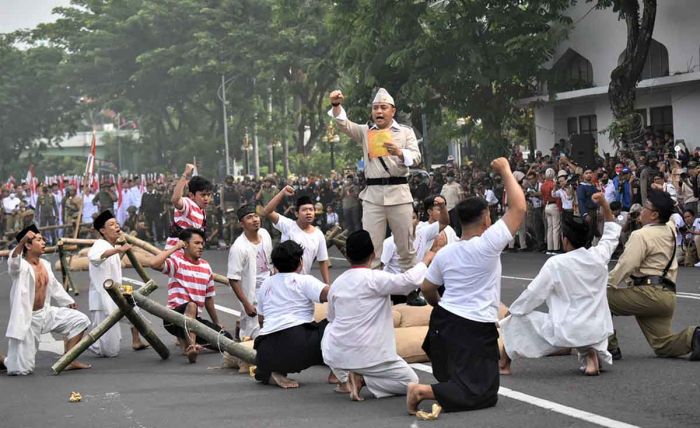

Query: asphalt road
[0,247,698,428]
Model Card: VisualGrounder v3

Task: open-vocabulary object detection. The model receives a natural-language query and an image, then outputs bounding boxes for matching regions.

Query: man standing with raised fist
[328,88,421,270]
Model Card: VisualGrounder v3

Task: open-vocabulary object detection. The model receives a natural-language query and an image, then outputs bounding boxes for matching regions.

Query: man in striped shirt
[165,164,212,249]
[151,228,230,363]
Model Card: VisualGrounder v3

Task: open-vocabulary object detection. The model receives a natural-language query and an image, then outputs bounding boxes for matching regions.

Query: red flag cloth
[117,175,123,209]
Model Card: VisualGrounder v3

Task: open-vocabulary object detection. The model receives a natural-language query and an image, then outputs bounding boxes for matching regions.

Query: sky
[0,0,71,34]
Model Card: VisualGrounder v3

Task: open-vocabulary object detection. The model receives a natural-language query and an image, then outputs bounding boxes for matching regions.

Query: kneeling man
[254,240,329,388]
[322,230,438,401]
[499,193,620,376]
[2,225,91,375]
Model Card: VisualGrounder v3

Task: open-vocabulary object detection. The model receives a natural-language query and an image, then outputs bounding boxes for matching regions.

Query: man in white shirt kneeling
[254,240,330,389]
[499,192,620,376]
[322,230,439,401]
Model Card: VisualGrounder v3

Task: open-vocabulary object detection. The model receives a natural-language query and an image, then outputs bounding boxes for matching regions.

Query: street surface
[0,248,698,428]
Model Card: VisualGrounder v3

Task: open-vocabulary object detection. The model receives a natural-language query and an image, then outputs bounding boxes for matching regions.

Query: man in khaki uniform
[607,190,699,360]
[329,88,421,270]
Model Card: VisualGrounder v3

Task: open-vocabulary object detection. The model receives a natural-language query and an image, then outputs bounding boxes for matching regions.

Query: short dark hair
[684,209,696,217]
[187,176,212,194]
[609,201,621,211]
[179,228,206,242]
[562,217,588,249]
[647,190,674,223]
[271,240,303,273]
[456,197,489,226]
[423,194,444,213]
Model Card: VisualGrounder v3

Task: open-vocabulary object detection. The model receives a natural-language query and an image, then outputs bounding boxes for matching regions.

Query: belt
[630,275,676,292]
[366,177,408,186]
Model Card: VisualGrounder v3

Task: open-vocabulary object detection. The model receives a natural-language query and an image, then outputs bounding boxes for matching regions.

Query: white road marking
[215,304,241,317]
[410,363,639,428]
[330,256,347,261]
[502,275,700,301]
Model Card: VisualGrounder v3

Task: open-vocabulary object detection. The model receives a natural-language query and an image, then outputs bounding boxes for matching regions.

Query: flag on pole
[25,165,36,196]
[85,130,97,176]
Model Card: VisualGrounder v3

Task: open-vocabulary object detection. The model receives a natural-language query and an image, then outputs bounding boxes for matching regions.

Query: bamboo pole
[51,280,158,375]
[123,248,152,284]
[57,238,98,247]
[104,279,169,360]
[122,234,229,286]
[3,222,92,239]
[131,291,256,364]
[0,244,78,258]
[58,243,77,295]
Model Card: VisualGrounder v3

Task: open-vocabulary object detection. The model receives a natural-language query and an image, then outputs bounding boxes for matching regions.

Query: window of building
[649,106,673,134]
[567,117,578,136]
[634,109,648,128]
[617,39,669,80]
[579,115,597,138]
[550,49,594,92]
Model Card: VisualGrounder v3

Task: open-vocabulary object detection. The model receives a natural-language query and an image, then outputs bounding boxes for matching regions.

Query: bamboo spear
[122,234,229,285]
[104,279,169,360]
[51,280,158,375]
[0,244,79,258]
[130,291,256,365]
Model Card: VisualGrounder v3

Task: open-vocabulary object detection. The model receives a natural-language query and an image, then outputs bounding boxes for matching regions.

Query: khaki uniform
[332,110,421,270]
[607,220,697,357]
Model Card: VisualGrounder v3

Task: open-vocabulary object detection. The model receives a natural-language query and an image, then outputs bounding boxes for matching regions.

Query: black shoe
[406,290,427,307]
[690,328,700,361]
[609,347,622,360]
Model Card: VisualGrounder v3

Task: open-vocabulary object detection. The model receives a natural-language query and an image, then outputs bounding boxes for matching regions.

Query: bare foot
[270,372,300,389]
[66,360,92,371]
[406,383,422,415]
[132,342,150,351]
[348,371,364,401]
[584,349,600,376]
[328,371,340,384]
[185,345,198,364]
[335,382,351,394]
[499,352,512,375]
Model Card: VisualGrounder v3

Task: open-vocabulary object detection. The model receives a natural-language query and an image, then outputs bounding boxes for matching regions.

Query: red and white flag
[85,130,97,176]
[25,165,37,195]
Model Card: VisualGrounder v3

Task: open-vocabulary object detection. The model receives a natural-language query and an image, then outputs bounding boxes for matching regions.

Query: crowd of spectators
[3,127,700,266]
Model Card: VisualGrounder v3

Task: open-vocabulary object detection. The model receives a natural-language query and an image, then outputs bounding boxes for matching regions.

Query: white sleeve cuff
[402,150,415,167]
[327,106,348,121]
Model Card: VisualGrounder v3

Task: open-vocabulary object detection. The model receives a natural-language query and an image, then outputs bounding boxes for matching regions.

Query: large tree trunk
[608,0,657,141]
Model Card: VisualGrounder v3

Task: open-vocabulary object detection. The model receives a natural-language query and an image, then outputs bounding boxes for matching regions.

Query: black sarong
[253,320,327,384]
[422,305,499,412]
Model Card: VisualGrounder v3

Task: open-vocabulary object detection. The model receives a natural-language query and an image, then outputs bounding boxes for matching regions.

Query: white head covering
[372,88,395,106]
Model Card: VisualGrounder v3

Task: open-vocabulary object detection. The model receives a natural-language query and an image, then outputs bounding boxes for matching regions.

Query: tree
[328,0,572,162]
[593,0,657,143]
[0,34,82,177]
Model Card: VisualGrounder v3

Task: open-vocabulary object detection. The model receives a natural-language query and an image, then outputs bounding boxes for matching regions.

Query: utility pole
[421,105,431,170]
[221,74,231,176]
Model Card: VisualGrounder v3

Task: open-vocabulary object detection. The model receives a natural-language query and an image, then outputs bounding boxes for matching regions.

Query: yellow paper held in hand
[367,129,391,159]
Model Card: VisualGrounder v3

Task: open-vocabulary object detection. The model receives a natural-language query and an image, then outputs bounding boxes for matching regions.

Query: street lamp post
[217,74,239,176]
[243,128,251,176]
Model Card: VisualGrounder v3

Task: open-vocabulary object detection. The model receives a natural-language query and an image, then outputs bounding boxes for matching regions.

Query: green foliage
[0,34,82,176]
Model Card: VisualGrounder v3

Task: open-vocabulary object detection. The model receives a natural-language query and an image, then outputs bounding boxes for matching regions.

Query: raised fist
[490,158,511,176]
[329,90,344,105]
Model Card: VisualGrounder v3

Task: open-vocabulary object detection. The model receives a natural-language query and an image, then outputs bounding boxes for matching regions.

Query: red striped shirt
[166,197,206,248]
[161,252,215,314]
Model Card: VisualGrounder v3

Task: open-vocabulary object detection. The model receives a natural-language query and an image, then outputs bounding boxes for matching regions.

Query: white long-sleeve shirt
[322,263,427,369]
[507,221,621,348]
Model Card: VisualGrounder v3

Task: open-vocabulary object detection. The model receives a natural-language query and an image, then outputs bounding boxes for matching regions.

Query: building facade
[524,0,700,155]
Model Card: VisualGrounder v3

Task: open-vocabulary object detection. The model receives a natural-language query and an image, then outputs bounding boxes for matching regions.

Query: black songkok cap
[647,190,674,221]
[237,204,257,221]
[346,230,374,263]
[94,210,115,231]
[16,224,39,243]
[296,195,314,209]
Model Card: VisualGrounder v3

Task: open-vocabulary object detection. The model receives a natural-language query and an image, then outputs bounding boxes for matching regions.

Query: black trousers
[253,320,327,384]
[422,305,499,412]
[163,302,232,345]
